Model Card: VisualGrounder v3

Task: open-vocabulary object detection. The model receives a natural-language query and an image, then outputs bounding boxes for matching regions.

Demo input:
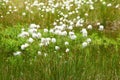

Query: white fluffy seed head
[28,38,34,43]
[55,46,60,50]
[70,35,77,40]
[51,38,56,43]
[13,51,21,56]
[81,28,87,37]
[65,48,70,53]
[87,25,92,29]
[86,38,91,44]
[82,42,88,48]
[44,28,48,33]
[38,51,42,55]
[65,41,69,45]
[99,25,104,31]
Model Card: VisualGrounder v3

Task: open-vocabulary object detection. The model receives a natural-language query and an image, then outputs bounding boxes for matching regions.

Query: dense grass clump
[0,0,120,80]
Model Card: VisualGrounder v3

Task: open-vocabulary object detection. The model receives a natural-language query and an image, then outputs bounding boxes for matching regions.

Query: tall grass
[0,0,120,80]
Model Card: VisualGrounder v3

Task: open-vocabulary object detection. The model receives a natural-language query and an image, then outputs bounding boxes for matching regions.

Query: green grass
[0,0,120,80]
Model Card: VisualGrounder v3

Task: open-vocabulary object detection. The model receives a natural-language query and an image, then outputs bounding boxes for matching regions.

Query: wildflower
[47,38,51,42]
[41,38,50,46]
[90,5,94,10]
[107,3,112,7]
[13,51,21,56]
[85,13,88,16]
[21,43,29,50]
[81,28,87,37]
[51,38,56,43]
[37,33,42,38]
[18,31,29,38]
[1,16,3,18]
[70,35,77,40]
[82,42,88,48]
[54,30,62,35]
[69,31,75,36]
[36,25,40,29]
[97,22,100,25]
[76,20,82,27]
[102,2,106,5]
[99,25,104,31]
[65,48,70,53]
[32,33,41,38]
[61,31,67,36]
[6,12,10,14]
[69,31,76,40]
[28,28,37,34]
[87,25,92,30]
[65,41,69,45]
[9,6,12,9]
[38,51,42,55]
[115,4,119,8]
[86,38,91,44]
[28,38,34,43]
[44,28,48,33]
[49,29,54,33]
[55,46,60,50]
[29,24,37,29]
[44,53,47,57]
[39,43,44,47]
[22,12,26,16]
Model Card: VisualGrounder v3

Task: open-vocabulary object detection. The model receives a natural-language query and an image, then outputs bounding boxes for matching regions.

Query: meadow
[0,0,120,80]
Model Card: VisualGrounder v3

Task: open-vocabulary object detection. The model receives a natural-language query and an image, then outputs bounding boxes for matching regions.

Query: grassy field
[0,0,120,80]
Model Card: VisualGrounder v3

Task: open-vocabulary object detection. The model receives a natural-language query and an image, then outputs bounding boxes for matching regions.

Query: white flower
[44,53,47,57]
[82,42,88,48]
[6,12,10,14]
[39,43,44,47]
[81,28,87,37]
[32,33,41,38]
[54,25,65,30]
[69,31,75,36]
[70,35,77,40]
[22,12,26,16]
[107,3,112,7]
[51,38,56,43]
[55,46,60,50]
[49,29,54,33]
[76,20,83,27]
[102,2,106,5]
[87,25,92,29]
[68,26,73,30]
[65,41,69,45]
[54,30,62,35]
[18,31,29,38]
[115,4,119,8]
[13,51,21,56]
[86,38,91,44]
[85,13,88,16]
[36,25,40,29]
[38,51,42,55]
[97,22,100,25]
[41,38,50,46]
[61,31,67,36]
[28,28,37,34]
[53,22,57,25]
[99,25,104,31]
[65,48,70,53]
[90,5,94,10]
[21,43,29,50]
[44,28,48,33]
[29,24,37,29]
[28,38,34,43]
